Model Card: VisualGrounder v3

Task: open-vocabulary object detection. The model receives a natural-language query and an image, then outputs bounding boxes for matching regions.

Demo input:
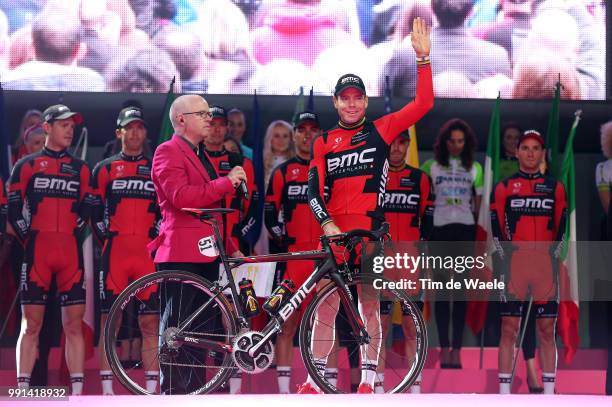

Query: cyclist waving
[302,17,433,394]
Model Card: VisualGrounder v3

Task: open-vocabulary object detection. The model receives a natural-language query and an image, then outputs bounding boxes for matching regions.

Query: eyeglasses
[181,110,213,119]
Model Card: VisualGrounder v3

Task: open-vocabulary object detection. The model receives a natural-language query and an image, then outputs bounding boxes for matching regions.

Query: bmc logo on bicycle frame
[278,275,317,321]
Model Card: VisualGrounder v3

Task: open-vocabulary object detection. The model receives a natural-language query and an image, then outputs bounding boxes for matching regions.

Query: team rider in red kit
[91,106,161,395]
[491,130,567,394]
[375,130,434,393]
[9,105,91,395]
[301,17,433,394]
[265,111,323,393]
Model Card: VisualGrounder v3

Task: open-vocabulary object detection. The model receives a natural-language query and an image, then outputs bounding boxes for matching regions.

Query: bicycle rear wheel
[299,272,427,394]
[104,270,238,394]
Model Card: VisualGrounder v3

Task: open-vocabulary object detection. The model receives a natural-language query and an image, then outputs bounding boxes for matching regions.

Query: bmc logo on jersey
[33,176,79,192]
[510,198,554,210]
[112,179,155,192]
[287,184,308,197]
[384,192,420,206]
[327,148,376,172]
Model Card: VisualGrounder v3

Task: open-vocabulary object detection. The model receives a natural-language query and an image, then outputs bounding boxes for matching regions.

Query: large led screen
[0,0,606,99]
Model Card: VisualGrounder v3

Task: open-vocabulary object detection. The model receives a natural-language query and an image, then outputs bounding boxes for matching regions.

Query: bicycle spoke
[301,274,426,394]
[106,271,237,395]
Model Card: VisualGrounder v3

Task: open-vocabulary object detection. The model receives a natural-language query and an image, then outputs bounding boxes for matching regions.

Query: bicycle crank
[232,331,274,374]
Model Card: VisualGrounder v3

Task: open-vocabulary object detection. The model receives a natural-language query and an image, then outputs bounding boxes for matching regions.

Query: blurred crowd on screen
[0,0,606,99]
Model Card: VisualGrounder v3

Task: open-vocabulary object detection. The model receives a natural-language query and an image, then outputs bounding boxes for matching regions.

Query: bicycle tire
[104,270,238,395]
[299,272,427,394]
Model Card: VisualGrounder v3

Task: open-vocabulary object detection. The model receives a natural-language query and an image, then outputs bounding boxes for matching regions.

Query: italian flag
[157,77,176,146]
[467,95,500,334]
[557,111,581,363]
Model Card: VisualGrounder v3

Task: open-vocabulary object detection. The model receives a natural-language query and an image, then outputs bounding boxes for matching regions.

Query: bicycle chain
[158,361,233,369]
[181,331,235,339]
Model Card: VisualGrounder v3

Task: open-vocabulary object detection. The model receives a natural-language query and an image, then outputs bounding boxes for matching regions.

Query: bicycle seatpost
[203,216,227,260]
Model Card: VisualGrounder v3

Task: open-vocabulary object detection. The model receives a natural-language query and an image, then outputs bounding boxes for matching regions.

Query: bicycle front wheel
[299,272,427,394]
[104,270,238,395]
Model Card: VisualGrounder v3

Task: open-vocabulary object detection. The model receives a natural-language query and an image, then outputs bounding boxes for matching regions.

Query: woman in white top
[263,120,295,186]
[421,118,483,369]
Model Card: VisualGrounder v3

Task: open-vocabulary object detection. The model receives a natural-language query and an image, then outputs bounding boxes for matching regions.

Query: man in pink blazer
[149,94,246,394]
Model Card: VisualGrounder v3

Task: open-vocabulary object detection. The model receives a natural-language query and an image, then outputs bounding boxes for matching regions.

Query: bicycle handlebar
[324,222,390,245]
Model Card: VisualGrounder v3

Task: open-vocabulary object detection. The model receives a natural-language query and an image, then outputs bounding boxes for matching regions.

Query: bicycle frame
[170,216,371,359]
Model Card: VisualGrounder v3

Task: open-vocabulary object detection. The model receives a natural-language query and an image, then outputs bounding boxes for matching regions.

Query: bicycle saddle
[182,208,236,218]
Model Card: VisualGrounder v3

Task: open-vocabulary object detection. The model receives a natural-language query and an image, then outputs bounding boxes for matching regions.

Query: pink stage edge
[0,347,608,396]
[1,394,610,407]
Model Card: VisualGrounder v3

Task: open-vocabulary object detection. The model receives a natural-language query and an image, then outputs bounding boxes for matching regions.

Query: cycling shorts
[500,300,558,319]
[20,232,85,306]
[504,248,558,304]
[100,234,157,313]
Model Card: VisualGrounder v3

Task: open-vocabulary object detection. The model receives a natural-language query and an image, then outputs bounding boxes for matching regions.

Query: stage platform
[1,394,610,406]
[0,347,608,395]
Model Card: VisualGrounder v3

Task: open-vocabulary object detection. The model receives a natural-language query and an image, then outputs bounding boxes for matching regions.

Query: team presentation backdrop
[0,0,607,99]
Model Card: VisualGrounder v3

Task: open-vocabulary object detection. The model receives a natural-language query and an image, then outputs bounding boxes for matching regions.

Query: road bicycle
[104,208,427,394]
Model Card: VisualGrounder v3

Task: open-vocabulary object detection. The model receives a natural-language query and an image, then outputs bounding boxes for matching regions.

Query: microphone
[228,151,248,201]
[238,180,249,200]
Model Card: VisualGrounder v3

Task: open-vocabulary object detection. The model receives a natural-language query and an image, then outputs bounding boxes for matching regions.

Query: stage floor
[3,393,610,406]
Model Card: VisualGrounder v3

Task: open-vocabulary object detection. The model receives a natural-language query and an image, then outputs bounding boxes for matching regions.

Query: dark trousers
[157,261,220,394]
[430,224,475,350]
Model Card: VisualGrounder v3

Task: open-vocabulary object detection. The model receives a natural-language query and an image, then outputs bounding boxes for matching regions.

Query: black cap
[398,130,411,140]
[334,73,366,96]
[518,129,545,147]
[42,104,83,124]
[293,111,320,128]
[210,105,227,121]
[116,106,146,128]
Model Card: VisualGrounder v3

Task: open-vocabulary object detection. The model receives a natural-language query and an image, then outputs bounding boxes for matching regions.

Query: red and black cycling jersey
[265,156,321,246]
[0,177,7,234]
[90,152,159,242]
[308,64,433,226]
[490,170,566,253]
[206,149,256,249]
[8,147,91,243]
[384,164,434,241]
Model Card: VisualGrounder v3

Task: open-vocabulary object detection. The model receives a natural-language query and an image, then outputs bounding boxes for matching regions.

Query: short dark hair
[500,121,523,159]
[431,0,474,28]
[434,118,477,169]
[31,13,82,63]
[153,27,202,81]
[106,47,179,93]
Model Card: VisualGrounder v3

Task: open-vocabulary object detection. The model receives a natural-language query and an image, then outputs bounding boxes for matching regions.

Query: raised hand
[410,17,431,58]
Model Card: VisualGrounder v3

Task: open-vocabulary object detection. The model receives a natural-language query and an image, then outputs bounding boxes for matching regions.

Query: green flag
[158,77,176,146]
[293,86,305,119]
[545,80,561,178]
[469,94,501,334]
[557,110,581,363]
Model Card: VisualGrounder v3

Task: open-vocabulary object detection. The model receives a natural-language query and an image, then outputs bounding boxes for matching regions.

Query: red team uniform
[382,163,434,301]
[265,156,321,288]
[8,148,91,306]
[206,150,256,251]
[490,170,567,317]
[90,152,159,311]
[308,64,434,235]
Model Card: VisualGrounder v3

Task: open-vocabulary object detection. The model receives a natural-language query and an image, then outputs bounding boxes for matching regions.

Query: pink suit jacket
[148,135,237,263]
